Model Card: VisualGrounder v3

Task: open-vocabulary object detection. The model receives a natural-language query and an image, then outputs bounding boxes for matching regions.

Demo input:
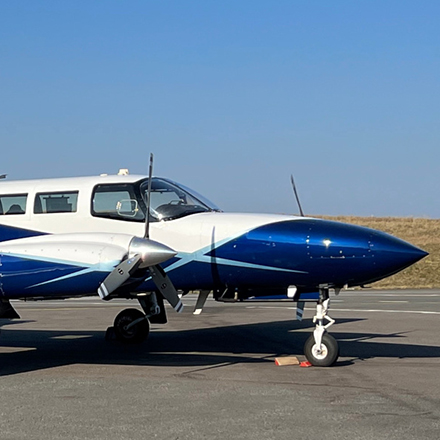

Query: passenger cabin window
[0,194,27,215]
[34,192,79,214]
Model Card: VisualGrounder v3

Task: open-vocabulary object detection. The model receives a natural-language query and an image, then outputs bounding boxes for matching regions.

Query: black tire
[113,308,150,344]
[304,333,339,367]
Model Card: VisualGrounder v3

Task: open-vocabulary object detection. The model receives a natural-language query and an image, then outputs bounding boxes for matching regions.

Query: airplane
[0,161,428,366]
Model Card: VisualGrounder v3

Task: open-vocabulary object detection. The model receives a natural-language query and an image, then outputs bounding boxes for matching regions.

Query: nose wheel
[304,286,339,367]
[304,333,339,366]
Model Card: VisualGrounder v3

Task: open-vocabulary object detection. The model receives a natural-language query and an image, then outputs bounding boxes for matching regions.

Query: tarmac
[0,289,439,440]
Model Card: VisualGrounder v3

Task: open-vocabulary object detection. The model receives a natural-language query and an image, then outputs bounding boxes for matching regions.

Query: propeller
[98,154,183,313]
[290,174,305,217]
[98,238,176,299]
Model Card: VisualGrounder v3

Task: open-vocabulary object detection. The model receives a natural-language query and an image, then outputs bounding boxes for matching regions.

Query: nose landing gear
[304,286,339,367]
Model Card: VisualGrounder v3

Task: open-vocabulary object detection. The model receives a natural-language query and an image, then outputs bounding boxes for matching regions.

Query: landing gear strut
[304,286,339,367]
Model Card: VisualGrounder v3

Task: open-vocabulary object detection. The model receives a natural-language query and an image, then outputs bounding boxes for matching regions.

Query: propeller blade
[98,255,142,300]
[141,155,181,312]
[148,264,183,313]
[145,153,154,239]
[290,174,305,217]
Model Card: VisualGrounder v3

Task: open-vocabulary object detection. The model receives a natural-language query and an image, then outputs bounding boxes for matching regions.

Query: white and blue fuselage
[0,173,428,302]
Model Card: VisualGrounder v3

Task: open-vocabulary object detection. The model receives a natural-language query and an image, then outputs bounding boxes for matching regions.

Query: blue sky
[1,1,438,217]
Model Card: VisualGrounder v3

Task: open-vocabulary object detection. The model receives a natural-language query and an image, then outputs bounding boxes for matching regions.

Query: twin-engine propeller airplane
[0,158,428,366]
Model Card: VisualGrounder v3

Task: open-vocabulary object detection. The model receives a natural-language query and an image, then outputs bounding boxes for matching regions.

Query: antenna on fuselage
[290,174,305,217]
[144,153,154,239]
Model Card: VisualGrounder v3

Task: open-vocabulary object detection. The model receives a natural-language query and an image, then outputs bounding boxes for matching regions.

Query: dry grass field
[318,216,439,289]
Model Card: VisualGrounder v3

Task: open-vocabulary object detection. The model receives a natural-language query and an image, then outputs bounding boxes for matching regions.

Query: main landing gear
[106,293,164,344]
[303,286,339,367]
[112,308,150,343]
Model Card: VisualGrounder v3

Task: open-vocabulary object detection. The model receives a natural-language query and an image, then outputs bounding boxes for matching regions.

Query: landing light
[323,239,332,248]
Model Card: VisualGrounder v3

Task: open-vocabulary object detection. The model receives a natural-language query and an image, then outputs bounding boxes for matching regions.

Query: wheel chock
[299,361,313,368]
[275,356,300,366]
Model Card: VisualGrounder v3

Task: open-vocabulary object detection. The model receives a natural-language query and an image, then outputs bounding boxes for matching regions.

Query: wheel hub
[312,343,328,360]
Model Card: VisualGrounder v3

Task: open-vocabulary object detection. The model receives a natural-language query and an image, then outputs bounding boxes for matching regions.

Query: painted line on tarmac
[247,306,440,315]
[332,308,440,315]
[342,293,440,297]
[379,300,409,303]
[15,304,126,311]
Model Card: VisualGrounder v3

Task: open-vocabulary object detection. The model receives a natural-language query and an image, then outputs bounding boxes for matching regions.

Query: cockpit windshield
[91,178,220,223]
[139,178,220,221]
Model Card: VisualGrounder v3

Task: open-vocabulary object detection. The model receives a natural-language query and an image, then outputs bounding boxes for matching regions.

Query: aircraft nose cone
[369,230,428,275]
[129,237,177,267]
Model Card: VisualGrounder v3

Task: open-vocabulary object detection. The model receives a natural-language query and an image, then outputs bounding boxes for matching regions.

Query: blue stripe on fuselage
[0,254,107,298]
[0,224,45,242]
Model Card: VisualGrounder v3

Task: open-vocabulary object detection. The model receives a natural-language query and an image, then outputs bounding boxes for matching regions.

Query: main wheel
[304,333,339,367]
[113,308,150,344]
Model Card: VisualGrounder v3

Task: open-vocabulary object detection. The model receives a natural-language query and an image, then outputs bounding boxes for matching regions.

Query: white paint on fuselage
[0,233,132,267]
[0,174,307,254]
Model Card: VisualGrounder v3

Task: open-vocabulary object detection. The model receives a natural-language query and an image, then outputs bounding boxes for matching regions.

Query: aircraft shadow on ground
[0,318,438,376]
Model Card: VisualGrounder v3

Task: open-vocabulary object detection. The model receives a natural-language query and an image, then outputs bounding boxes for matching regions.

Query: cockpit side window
[91,184,147,222]
[139,178,211,221]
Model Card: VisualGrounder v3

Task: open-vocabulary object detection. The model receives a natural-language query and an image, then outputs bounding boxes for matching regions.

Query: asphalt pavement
[0,289,439,440]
